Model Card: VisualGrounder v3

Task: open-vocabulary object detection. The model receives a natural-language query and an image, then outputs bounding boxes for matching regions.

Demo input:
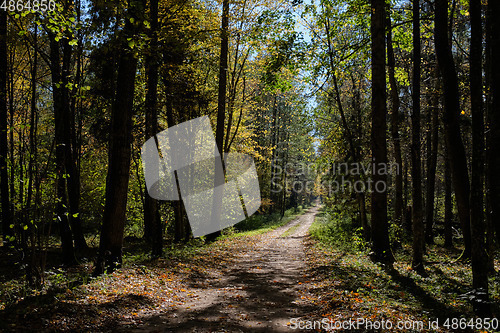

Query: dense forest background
[0,0,500,329]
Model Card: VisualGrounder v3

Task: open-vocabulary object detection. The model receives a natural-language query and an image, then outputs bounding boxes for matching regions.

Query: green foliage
[310,207,368,252]
[388,219,404,246]
[220,206,307,238]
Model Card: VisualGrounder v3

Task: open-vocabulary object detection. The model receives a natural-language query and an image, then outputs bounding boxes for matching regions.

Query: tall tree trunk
[208,0,230,239]
[351,78,369,240]
[387,15,403,228]
[68,0,87,253]
[280,131,289,217]
[144,0,162,257]
[425,79,439,244]
[486,0,500,246]
[48,0,87,257]
[0,10,11,243]
[223,13,246,154]
[485,0,497,272]
[166,100,186,243]
[94,0,142,275]
[434,0,471,259]
[63,36,87,253]
[370,0,393,263]
[411,0,424,272]
[270,95,280,210]
[215,0,229,153]
[225,75,246,153]
[26,21,42,287]
[49,34,77,265]
[164,97,188,243]
[469,0,489,314]
[66,128,85,252]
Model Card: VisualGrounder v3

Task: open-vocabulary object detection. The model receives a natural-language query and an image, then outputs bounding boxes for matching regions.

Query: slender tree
[47,0,88,257]
[215,0,230,152]
[424,83,439,244]
[411,0,424,272]
[486,0,500,245]
[49,31,78,265]
[370,0,393,263]
[144,0,162,258]
[95,0,144,275]
[67,0,88,253]
[224,0,249,154]
[469,0,489,314]
[164,96,187,243]
[386,14,403,229]
[484,0,495,271]
[26,20,42,287]
[207,0,230,242]
[0,10,11,243]
[434,0,471,259]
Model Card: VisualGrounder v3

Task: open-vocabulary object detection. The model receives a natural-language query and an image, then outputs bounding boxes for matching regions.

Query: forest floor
[0,206,321,332]
[0,205,498,332]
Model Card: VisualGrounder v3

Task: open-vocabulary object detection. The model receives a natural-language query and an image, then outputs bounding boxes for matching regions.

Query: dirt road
[130,205,320,332]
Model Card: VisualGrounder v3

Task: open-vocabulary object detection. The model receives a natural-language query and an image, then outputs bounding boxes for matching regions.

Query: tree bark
[411,0,424,272]
[144,0,162,257]
[49,28,79,265]
[164,96,189,243]
[434,0,471,259]
[209,0,230,236]
[63,36,87,253]
[68,0,87,254]
[215,0,229,153]
[95,0,142,275]
[486,0,500,246]
[386,15,404,229]
[370,0,393,263]
[48,0,87,256]
[469,0,489,314]
[485,0,498,272]
[223,13,248,154]
[425,80,439,244]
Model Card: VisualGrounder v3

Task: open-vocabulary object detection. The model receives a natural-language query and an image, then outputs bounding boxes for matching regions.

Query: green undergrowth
[308,206,500,323]
[218,205,308,239]
[309,206,368,252]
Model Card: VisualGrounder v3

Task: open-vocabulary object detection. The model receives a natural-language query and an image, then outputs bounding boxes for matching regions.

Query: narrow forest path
[128,205,320,332]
